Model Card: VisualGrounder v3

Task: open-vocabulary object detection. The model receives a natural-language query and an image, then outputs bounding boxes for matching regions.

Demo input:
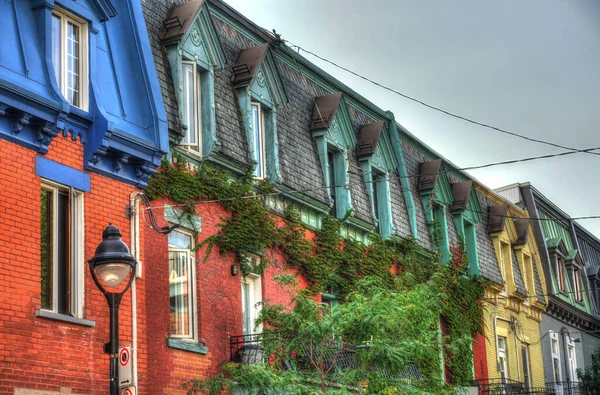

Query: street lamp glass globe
[95,263,132,288]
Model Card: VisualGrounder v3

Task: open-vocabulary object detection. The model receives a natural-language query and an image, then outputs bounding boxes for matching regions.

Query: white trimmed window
[181,61,202,155]
[40,181,84,317]
[567,337,577,381]
[168,229,197,340]
[242,255,262,335]
[52,8,88,110]
[550,332,562,382]
[251,103,266,179]
[497,336,508,378]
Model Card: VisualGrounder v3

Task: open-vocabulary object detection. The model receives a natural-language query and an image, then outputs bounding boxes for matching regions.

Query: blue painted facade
[0,0,168,187]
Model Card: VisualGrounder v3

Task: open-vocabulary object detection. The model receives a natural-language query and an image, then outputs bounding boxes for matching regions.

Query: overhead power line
[286,42,600,157]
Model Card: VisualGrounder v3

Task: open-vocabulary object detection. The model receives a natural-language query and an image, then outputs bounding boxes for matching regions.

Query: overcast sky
[224,0,600,238]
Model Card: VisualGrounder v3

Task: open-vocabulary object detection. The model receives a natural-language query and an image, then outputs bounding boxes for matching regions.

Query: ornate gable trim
[232,44,287,108]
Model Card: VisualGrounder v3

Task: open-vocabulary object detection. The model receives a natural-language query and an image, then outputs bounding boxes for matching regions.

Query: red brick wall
[473,331,489,381]
[0,135,144,394]
[142,198,310,394]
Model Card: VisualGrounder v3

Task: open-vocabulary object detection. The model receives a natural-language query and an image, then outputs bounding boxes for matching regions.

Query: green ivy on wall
[146,157,486,387]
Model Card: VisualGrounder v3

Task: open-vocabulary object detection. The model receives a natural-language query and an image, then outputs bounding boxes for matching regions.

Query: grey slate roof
[140,0,181,133]
[475,191,505,286]
[533,255,546,304]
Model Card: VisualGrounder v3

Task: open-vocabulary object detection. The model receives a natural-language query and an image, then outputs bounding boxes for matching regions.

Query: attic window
[52,8,88,110]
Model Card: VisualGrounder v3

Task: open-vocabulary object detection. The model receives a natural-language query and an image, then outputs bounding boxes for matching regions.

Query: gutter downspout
[130,192,143,389]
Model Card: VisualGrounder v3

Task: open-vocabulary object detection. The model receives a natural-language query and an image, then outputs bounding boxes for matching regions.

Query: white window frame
[567,337,577,381]
[242,255,263,335]
[52,8,89,111]
[550,332,562,382]
[40,180,84,318]
[497,336,508,379]
[168,229,198,341]
[180,61,202,156]
[250,103,266,179]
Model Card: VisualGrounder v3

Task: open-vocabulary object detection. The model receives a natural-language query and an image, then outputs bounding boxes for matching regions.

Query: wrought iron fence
[230,333,265,365]
[472,379,597,395]
[545,381,597,395]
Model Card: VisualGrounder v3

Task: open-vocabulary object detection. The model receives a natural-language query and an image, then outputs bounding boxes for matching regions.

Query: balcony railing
[545,381,594,395]
[230,333,265,365]
[472,379,596,395]
[229,333,421,383]
[472,378,548,394]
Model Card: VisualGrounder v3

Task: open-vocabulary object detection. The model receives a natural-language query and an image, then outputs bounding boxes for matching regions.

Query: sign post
[118,345,132,388]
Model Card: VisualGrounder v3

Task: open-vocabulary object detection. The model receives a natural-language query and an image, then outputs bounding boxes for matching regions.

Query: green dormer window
[231,44,287,182]
[160,1,226,159]
[181,61,202,155]
[251,103,266,179]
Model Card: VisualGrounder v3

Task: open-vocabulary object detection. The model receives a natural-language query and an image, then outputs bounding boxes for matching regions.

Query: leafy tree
[577,345,600,393]
[184,276,455,394]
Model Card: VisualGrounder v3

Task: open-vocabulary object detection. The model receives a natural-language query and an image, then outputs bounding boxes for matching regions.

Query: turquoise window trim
[360,158,393,239]
[165,22,220,157]
[236,87,282,183]
[313,132,352,219]
[453,213,480,275]
[422,193,451,264]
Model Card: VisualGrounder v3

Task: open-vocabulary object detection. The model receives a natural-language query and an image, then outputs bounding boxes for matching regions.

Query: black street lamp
[89,223,137,395]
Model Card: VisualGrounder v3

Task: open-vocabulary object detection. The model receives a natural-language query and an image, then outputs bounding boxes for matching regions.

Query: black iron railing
[472,379,595,395]
[545,381,594,395]
[230,333,265,365]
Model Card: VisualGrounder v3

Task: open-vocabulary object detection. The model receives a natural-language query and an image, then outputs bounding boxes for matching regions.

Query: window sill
[35,309,95,327]
[167,338,208,355]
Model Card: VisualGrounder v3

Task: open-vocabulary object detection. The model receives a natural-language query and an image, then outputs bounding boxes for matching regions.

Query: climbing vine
[146,157,486,389]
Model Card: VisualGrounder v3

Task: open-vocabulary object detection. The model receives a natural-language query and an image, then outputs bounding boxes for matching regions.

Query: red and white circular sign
[122,388,133,395]
[119,347,130,367]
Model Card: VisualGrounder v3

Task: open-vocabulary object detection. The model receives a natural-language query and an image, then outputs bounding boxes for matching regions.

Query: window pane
[66,22,80,107]
[57,190,70,314]
[168,230,192,249]
[40,189,54,310]
[181,63,196,144]
[169,251,191,336]
[52,15,61,86]
[251,104,262,177]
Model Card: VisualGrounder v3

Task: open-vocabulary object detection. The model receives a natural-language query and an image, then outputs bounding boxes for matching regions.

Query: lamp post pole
[108,293,121,395]
[89,224,137,395]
